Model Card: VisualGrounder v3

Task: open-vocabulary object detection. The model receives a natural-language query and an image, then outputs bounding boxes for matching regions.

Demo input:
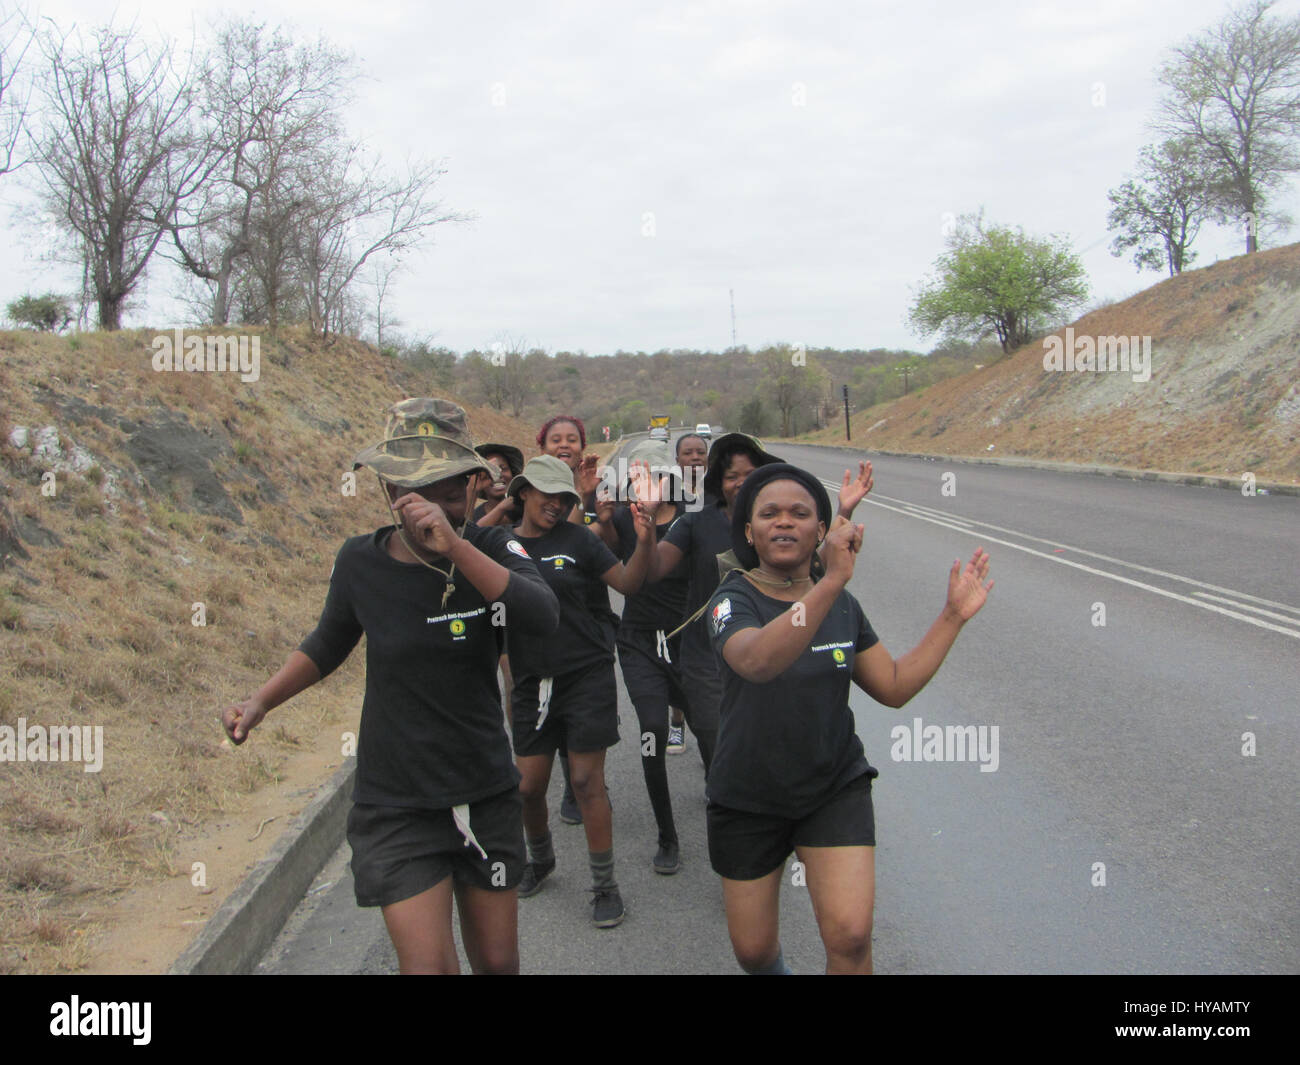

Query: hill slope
[0,326,539,971]
[797,243,1300,484]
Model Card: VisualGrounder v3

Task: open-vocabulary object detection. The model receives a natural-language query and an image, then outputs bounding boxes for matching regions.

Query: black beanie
[731,463,833,570]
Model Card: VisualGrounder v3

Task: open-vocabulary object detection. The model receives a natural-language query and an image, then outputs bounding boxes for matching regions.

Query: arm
[648,538,684,583]
[600,503,656,595]
[719,520,863,683]
[568,455,601,525]
[394,493,514,601]
[475,495,518,527]
[852,548,992,708]
[222,650,322,744]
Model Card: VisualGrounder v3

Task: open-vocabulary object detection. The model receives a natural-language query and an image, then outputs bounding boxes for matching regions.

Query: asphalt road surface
[259,440,1299,974]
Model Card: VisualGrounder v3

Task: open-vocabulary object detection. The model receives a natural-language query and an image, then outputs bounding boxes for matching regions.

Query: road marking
[838,490,1300,641]
[1192,592,1300,624]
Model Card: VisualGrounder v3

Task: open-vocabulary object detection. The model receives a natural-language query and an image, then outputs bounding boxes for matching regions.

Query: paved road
[260,440,1299,974]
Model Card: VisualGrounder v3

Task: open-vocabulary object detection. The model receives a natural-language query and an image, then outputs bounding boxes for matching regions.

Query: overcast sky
[3,0,1298,355]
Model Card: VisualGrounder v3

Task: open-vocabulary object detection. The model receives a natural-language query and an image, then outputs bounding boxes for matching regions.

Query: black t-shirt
[706,571,879,817]
[612,503,688,630]
[298,523,558,810]
[664,500,733,654]
[508,521,620,679]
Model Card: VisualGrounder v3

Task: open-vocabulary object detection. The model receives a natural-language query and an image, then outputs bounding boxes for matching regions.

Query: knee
[474,944,520,975]
[734,942,784,975]
[821,916,873,963]
[518,773,547,804]
[569,765,603,799]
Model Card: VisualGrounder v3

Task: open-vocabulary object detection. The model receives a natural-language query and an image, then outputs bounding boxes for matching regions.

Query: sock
[528,830,554,866]
[749,948,792,975]
[589,848,616,891]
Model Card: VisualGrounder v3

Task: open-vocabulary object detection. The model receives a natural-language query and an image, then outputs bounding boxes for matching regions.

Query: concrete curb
[169,759,355,975]
[773,440,1300,497]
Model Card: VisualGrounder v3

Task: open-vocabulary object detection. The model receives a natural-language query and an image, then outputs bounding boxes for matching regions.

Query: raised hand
[576,454,600,497]
[392,493,460,557]
[837,460,874,518]
[821,519,864,586]
[945,547,993,621]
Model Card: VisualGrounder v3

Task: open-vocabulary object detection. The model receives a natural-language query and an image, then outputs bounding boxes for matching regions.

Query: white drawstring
[655,629,672,662]
[451,804,488,860]
[535,677,554,730]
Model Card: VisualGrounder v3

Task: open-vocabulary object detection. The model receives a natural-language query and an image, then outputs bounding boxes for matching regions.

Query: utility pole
[842,384,851,441]
[730,288,736,348]
[896,364,912,395]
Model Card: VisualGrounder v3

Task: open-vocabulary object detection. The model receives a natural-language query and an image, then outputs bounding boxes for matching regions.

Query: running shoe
[518,858,555,898]
[590,886,625,928]
[560,784,582,825]
[666,724,685,754]
[653,838,680,875]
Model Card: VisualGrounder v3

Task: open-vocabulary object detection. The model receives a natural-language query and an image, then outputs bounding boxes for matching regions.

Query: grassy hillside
[0,326,542,972]
[793,243,1300,484]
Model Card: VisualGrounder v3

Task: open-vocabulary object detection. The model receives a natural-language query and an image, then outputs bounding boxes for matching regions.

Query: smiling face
[519,485,572,531]
[479,453,511,501]
[542,421,584,470]
[721,452,757,508]
[746,479,824,571]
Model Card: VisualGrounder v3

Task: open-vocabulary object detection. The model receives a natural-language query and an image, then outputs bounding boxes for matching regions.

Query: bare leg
[381,878,458,975]
[720,865,785,973]
[797,844,875,974]
[568,749,611,851]
[453,879,520,974]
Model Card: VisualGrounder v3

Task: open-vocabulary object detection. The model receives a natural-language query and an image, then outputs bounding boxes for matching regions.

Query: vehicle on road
[649,426,669,442]
[694,423,712,440]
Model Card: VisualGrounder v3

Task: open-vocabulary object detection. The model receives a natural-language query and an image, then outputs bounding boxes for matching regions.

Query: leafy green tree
[1107,139,1219,276]
[7,292,72,332]
[1155,0,1300,253]
[908,211,1088,356]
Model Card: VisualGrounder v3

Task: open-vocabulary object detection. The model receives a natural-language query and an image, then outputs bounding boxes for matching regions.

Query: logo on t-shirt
[812,640,853,669]
[711,598,732,634]
[541,554,576,570]
[506,540,530,560]
[450,619,466,636]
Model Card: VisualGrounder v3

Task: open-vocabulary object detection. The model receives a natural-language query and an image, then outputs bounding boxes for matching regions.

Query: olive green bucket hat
[353,398,492,488]
[507,454,582,506]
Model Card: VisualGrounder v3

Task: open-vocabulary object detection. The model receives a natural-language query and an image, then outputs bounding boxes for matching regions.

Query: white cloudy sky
[2,0,1297,354]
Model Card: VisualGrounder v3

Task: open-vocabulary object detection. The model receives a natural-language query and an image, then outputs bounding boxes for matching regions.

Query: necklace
[744,568,813,589]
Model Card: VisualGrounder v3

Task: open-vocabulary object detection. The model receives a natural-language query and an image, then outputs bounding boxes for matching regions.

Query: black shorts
[707,772,876,881]
[511,663,619,757]
[347,788,526,907]
[616,627,688,729]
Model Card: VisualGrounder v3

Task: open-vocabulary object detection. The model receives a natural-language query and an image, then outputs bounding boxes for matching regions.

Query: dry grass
[794,242,1300,484]
[1,323,548,971]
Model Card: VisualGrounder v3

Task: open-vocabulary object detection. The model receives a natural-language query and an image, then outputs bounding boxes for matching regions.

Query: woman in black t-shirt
[506,455,656,928]
[706,464,992,975]
[221,399,559,975]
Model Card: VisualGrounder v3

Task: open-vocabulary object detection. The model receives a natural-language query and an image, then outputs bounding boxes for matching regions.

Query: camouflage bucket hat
[507,454,581,506]
[353,398,492,489]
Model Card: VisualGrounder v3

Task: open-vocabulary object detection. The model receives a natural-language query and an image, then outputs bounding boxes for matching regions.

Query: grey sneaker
[666,724,685,754]
[590,886,625,928]
[653,838,680,875]
[518,858,555,898]
[560,784,582,825]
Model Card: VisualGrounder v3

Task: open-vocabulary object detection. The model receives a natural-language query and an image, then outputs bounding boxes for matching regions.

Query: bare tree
[32,21,221,329]
[0,5,35,177]
[294,154,466,340]
[164,20,352,325]
[1156,0,1300,253]
[370,257,402,351]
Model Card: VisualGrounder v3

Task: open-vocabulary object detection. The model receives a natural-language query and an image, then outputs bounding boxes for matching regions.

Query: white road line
[861,496,1300,641]
[1192,592,1300,624]
[856,489,1300,617]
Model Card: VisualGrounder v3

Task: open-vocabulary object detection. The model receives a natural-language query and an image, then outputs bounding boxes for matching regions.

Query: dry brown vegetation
[0,326,544,972]
[794,243,1300,485]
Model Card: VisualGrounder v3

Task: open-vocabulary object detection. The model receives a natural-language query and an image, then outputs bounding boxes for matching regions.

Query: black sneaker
[653,838,680,875]
[518,858,555,898]
[590,886,625,928]
[559,785,582,825]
